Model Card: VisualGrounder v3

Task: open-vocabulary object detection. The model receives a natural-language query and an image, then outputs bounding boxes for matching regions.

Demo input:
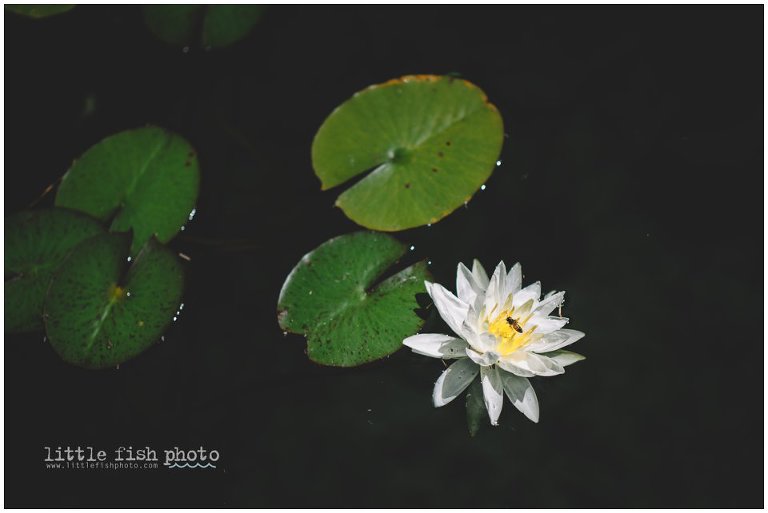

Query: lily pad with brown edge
[44,233,184,369]
[55,126,200,255]
[5,208,105,333]
[311,75,504,231]
[277,231,431,367]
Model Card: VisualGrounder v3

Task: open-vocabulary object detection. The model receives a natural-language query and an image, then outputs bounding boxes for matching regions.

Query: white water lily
[404,260,585,425]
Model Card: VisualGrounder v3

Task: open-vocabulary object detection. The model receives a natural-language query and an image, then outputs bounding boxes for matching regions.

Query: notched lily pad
[55,126,200,255]
[143,5,264,49]
[312,75,504,231]
[277,231,431,367]
[5,208,105,333]
[44,233,184,369]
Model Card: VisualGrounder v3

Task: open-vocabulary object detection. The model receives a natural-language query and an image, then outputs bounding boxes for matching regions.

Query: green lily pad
[55,126,200,255]
[311,75,504,231]
[143,5,264,48]
[5,4,75,18]
[5,208,104,333]
[277,231,431,367]
[44,233,184,369]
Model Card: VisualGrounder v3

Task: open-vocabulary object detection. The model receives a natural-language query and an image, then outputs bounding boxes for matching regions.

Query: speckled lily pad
[277,231,431,367]
[5,208,105,333]
[44,233,184,369]
[55,126,200,255]
[312,75,504,231]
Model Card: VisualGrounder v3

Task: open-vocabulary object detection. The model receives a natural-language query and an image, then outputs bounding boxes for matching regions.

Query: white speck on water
[127,256,132,262]
[188,208,197,221]
[480,184,486,191]
[496,160,502,167]
[182,46,190,53]
[180,225,186,231]
[427,260,432,265]
[409,245,415,251]
[173,316,177,322]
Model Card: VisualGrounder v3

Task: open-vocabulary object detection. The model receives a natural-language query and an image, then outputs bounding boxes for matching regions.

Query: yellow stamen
[487,308,535,356]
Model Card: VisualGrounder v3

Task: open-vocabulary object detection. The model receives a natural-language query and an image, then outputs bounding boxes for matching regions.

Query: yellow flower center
[109,285,126,302]
[487,308,535,356]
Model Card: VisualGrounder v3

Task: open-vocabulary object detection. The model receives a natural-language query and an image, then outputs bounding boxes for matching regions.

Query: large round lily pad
[277,231,431,367]
[55,126,200,255]
[311,75,504,231]
[143,5,264,48]
[44,233,184,369]
[5,208,104,333]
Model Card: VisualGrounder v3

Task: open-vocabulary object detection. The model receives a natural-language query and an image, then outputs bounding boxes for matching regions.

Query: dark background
[5,5,763,507]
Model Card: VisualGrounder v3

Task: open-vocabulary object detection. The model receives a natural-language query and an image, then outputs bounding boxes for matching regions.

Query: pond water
[5,5,762,507]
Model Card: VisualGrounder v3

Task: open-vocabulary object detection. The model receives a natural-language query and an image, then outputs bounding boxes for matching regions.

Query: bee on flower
[403,260,585,425]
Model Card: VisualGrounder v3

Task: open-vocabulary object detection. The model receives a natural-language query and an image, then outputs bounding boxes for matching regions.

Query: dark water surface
[5,6,762,507]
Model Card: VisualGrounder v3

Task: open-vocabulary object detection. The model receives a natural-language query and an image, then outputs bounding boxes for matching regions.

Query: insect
[506,317,524,334]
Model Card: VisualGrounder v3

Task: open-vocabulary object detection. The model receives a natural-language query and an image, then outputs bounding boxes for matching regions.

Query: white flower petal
[542,290,558,300]
[515,298,535,318]
[484,261,507,315]
[528,329,585,353]
[496,358,535,377]
[505,262,522,296]
[478,332,499,353]
[425,281,469,338]
[471,259,489,289]
[480,366,504,425]
[500,351,564,377]
[403,333,468,359]
[466,348,499,366]
[545,350,586,367]
[456,263,483,305]
[462,324,496,354]
[534,291,565,317]
[499,372,539,423]
[531,315,569,335]
[433,358,479,407]
[459,318,480,344]
[513,280,541,307]
[463,301,482,330]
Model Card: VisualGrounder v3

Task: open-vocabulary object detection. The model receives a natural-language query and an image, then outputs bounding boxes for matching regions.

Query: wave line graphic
[166,462,217,469]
